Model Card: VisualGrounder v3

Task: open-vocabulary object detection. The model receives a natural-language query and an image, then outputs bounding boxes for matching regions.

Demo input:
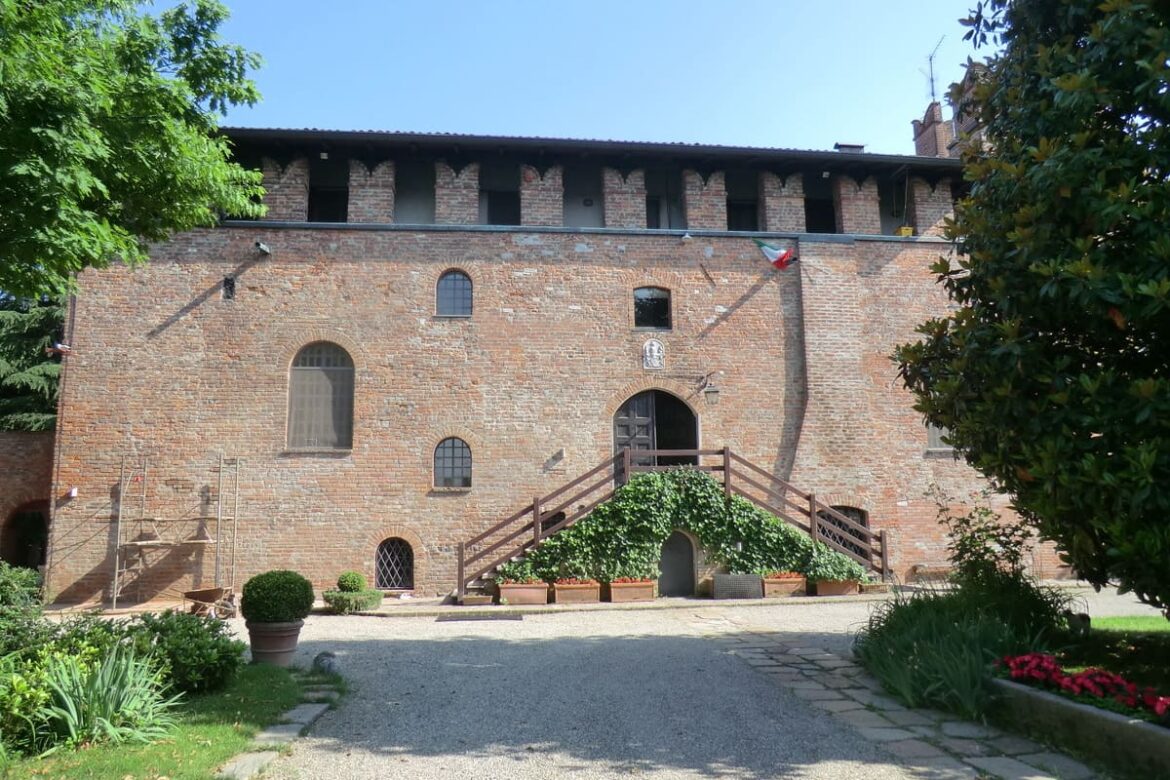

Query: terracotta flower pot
[605,581,656,602]
[814,579,859,596]
[246,620,304,667]
[763,575,807,597]
[497,582,548,605]
[553,582,600,603]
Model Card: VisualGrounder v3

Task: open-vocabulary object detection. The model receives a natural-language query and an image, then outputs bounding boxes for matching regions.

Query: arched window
[816,505,871,562]
[436,270,473,317]
[375,538,414,589]
[434,437,472,488]
[288,342,354,449]
[634,286,671,329]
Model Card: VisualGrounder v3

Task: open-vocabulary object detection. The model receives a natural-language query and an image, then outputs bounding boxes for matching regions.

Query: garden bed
[992,678,1170,779]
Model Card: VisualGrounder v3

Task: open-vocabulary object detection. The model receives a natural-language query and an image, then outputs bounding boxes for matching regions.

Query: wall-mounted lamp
[702,370,724,404]
[680,232,693,243]
[66,487,78,499]
[44,343,72,357]
[254,241,271,256]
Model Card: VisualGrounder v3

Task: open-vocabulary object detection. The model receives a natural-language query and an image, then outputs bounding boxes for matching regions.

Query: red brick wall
[0,431,54,549]
[260,158,309,222]
[833,175,882,235]
[907,177,953,237]
[520,165,563,226]
[347,160,395,223]
[46,227,820,602]
[435,162,479,224]
[602,168,645,228]
[683,170,726,230]
[761,173,806,233]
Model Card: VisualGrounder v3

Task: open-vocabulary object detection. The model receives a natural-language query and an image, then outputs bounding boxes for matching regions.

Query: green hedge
[321,589,383,614]
[522,469,864,583]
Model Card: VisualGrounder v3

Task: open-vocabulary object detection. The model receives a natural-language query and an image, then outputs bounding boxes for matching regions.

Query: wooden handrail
[457,446,890,598]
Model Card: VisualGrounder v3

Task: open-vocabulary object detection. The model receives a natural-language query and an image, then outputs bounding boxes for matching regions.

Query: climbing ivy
[523,470,865,583]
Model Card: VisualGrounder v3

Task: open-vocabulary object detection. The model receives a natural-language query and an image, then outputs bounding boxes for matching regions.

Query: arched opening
[375,537,414,589]
[613,390,697,472]
[1,501,49,569]
[817,505,871,564]
[658,530,695,597]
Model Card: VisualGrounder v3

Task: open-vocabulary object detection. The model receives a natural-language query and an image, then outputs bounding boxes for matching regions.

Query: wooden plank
[728,485,810,534]
[729,468,809,516]
[728,451,807,500]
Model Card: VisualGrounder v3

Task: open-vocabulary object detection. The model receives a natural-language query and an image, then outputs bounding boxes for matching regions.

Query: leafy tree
[896,0,1170,613]
[0,0,265,298]
[0,296,63,431]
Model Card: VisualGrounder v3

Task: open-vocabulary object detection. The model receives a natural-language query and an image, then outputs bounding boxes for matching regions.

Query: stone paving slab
[837,710,896,729]
[810,698,866,713]
[1016,751,1097,780]
[253,723,304,746]
[857,727,919,742]
[282,702,331,726]
[216,750,281,780]
[901,757,983,779]
[939,721,999,739]
[883,739,947,760]
[965,755,1059,780]
[987,735,1046,756]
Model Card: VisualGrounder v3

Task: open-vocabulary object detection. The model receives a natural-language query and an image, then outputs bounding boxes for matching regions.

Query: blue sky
[211,0,986,155]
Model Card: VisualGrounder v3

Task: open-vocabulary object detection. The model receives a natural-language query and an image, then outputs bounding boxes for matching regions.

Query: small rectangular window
[634,287,671,329]
[222,276,236,300]
[563,164,604,228]
[927,423,953,451]
[308,156,349,223]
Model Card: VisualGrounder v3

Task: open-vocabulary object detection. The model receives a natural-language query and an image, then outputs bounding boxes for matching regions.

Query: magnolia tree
[0,0,265,298]
[897,0,1170,614]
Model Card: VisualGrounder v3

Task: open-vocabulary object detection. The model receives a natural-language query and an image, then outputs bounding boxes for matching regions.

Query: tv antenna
[922,36,945,103]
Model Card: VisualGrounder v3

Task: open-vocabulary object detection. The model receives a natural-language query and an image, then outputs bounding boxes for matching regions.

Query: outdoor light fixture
[680,232,693,242]
[254,241,271,255]
[44,343,72,356]
[702,370,724,404]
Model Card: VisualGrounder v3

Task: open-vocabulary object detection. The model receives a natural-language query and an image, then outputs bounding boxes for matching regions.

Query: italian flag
[754,239,798,270]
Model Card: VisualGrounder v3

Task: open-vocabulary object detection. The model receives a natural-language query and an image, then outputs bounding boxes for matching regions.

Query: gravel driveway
[259,589,1155,780]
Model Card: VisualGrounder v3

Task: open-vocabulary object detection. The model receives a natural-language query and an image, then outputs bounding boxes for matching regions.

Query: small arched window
[434,437,472,488]
[817,505,871,562]
[634,286,671,329]
[288,342,354,449]
[437,270,473,317]
[375,538,414,589]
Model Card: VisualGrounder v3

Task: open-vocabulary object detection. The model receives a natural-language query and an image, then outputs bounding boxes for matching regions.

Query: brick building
[0,116,1063,605]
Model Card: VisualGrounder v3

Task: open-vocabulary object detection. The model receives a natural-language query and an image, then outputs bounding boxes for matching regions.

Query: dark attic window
[308,155,349,222]
[803,171,838,234]
[725,170,760,231]
[479,162,521,226]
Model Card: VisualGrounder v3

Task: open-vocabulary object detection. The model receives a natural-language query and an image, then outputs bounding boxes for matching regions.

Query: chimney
[834,142,866,154]
[912,102,956,157]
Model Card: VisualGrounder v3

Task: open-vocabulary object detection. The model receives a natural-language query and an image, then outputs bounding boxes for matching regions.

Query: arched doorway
[659,530,695,597]
[613,390,698,471]
[1,502,49,569]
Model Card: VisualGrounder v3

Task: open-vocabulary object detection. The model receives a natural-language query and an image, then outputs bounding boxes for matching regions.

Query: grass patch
[6,663,303,779]
[1092,615,1169,633]
[1055,624,1170,693]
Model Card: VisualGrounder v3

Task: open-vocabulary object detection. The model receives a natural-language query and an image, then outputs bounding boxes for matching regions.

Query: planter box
[497,582,549,605]
[552,582,600,604]
[763,576,807,597]
[246,620,304,667]
[713,573,763,599]
[604,581,656,602]
[992,678,1170,779]
[859,582,890,594]
[813,579,859,596]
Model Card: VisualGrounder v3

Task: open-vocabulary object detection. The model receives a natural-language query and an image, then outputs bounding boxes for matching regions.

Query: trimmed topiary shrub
[240,570,314,623]
[322,589,383,614]
[336,571,366,592]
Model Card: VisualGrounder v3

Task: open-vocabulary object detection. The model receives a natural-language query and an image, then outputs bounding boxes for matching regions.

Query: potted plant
[552,577,600,603]
[761,570,807,597]
[494,560,548,605]
[240,569,315,666]
[322,570,384,614]
[605,576,656,602]
[804,547,867,596]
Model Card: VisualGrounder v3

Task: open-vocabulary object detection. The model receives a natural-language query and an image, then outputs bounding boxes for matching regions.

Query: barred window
[817,505,871,562]
[375,538,414,589]
[634,287,671,329]
[437,270,472,317]
[434,437,472,488]
[288,342,354,449]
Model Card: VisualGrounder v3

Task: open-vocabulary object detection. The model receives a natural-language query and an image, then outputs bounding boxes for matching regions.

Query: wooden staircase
[456,447,890,601]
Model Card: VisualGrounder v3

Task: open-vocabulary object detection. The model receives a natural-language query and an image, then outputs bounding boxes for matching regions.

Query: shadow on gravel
[287,626,903,779]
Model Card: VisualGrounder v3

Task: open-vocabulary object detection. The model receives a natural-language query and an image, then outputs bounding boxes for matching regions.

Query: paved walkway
[253,592,1155,779]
